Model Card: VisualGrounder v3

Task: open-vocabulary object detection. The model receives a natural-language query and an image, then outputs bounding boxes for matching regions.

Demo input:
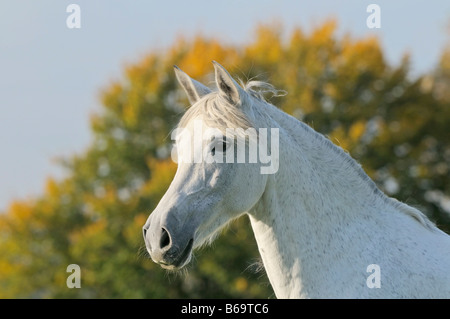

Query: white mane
[178,78,438,233]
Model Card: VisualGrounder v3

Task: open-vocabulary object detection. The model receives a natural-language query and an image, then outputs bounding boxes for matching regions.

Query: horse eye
[211,140,228,156]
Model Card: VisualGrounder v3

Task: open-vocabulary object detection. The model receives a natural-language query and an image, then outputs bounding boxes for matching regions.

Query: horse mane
[176,78,439,233]
[310,126,439,233]
[240,79,287,102]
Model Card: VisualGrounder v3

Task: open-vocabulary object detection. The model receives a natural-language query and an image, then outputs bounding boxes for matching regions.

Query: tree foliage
[1,21,449,298]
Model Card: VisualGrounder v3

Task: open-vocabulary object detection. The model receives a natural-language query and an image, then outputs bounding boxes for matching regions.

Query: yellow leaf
[349,121,366,141]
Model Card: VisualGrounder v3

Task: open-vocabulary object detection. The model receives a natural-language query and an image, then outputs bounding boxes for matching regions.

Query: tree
[1,21,449,298]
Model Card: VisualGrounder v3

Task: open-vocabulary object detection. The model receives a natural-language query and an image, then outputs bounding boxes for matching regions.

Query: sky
[1,0,449,211]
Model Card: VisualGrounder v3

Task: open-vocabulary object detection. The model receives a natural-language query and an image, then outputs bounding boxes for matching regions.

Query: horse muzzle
[143,219,194,270]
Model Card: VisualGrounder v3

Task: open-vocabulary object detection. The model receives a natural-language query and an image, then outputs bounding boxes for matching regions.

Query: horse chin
[159,238,193,271]
[160,253,192,271]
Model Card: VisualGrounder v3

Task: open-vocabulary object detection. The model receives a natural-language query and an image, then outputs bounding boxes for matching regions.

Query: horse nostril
[160,227,171,250]
[143,227,147,239]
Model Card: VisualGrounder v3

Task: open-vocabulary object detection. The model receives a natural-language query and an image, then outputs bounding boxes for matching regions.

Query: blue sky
[1,0,449,211]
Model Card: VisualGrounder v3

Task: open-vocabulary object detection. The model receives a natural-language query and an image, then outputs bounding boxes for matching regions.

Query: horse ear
[212,61,246,106]
[174,65,211,105]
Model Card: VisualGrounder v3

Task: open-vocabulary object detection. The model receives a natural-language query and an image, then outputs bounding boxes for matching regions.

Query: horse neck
[248,104,391,298]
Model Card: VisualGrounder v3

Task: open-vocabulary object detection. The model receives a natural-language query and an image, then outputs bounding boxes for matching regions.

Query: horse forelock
[176,79,284,132]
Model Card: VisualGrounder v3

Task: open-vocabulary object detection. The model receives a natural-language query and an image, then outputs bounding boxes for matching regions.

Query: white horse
[143,61,450,298]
